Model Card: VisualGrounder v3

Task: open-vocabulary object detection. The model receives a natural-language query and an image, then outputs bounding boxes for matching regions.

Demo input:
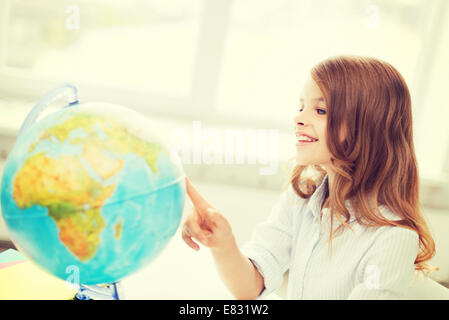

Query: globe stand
[74,282,122,300]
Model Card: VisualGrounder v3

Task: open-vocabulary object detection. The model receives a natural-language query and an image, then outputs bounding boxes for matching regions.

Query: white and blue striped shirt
[241,175,420,299]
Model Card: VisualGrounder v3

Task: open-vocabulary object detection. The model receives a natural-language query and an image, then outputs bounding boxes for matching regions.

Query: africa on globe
[1,89,186,285]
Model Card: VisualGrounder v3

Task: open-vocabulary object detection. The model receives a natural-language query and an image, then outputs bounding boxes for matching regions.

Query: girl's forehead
[300,78,325,101]
[300,97,325,103]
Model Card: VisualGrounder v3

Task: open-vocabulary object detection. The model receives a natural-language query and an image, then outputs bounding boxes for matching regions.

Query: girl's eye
[298,106,326,114]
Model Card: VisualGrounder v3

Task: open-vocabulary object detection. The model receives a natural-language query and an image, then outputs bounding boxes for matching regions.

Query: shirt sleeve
[240,186,301,298]
[348,227,420,300]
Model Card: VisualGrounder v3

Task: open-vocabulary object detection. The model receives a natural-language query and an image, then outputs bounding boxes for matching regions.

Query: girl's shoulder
[365,205,419,242]
[377,205,403,221]
[351,204,419,243]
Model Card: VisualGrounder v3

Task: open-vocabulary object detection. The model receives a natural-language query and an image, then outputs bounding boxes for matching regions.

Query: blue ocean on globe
[1,98,186,285]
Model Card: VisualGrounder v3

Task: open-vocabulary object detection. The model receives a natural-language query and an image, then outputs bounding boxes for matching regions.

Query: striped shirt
[241,175,420,299]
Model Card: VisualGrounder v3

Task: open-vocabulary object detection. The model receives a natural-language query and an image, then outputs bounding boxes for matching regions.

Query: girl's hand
[182,177,235,251]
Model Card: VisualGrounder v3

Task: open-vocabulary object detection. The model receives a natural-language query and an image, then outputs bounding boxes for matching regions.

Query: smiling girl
[182,55,438,299]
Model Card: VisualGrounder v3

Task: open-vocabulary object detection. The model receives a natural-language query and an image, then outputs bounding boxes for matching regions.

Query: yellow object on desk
[0,256,77,300]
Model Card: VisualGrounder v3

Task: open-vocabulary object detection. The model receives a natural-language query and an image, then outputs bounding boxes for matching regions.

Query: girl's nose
[294,117,305,132]
[294,112,307,126]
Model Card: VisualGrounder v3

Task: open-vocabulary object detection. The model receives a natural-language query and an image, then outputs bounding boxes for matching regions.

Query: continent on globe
[28,113,160,174]
[13,152,115,261]
[83,143,124,180]
[114,219,123,240]
[13,112,162,262]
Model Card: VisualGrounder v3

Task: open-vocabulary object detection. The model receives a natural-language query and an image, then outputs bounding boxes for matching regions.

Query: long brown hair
[290,55,438,276]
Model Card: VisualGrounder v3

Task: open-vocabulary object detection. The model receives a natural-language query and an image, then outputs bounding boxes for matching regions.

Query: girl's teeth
[296,134,318,142]
[298,137,316,142]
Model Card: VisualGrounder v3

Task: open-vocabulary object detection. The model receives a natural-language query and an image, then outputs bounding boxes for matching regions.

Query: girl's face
[294,77,332,167]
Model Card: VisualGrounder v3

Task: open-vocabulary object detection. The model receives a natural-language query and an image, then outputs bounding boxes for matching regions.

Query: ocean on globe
[1,101,186,285]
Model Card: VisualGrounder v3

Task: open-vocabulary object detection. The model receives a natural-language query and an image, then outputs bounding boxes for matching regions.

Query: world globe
[0,85,186,286]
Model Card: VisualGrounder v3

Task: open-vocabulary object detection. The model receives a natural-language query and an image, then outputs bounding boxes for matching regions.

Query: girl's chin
[295,157,314,166]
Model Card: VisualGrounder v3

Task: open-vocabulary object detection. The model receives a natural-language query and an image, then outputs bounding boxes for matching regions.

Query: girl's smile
[296,132,319,146]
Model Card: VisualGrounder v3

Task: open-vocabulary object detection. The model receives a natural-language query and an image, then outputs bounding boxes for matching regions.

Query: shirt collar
[307,175,403,225]
[307,174,329,221]
[306,175,357,223]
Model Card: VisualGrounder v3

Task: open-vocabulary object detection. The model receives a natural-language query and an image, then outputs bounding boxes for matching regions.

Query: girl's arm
[239,186,299,298]
[182,177,299,299]
[182,178,264,299]
[210,233,265,300]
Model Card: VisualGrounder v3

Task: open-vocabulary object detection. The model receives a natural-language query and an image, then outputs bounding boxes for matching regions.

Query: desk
[121,228,279,300]
[0,232,278,300]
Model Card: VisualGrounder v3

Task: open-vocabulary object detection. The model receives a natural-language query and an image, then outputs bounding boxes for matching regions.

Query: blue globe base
[74,282,122,300]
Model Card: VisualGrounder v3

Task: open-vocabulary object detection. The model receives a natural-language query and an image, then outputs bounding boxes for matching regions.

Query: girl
[181,55,438,300]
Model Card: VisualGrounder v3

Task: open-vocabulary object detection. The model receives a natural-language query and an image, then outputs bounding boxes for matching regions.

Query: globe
[1,89,185,285]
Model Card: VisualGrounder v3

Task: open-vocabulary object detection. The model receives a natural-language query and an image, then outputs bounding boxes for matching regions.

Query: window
[4,0,201,96]
[0,0,448,182]
[216,0,427,124]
